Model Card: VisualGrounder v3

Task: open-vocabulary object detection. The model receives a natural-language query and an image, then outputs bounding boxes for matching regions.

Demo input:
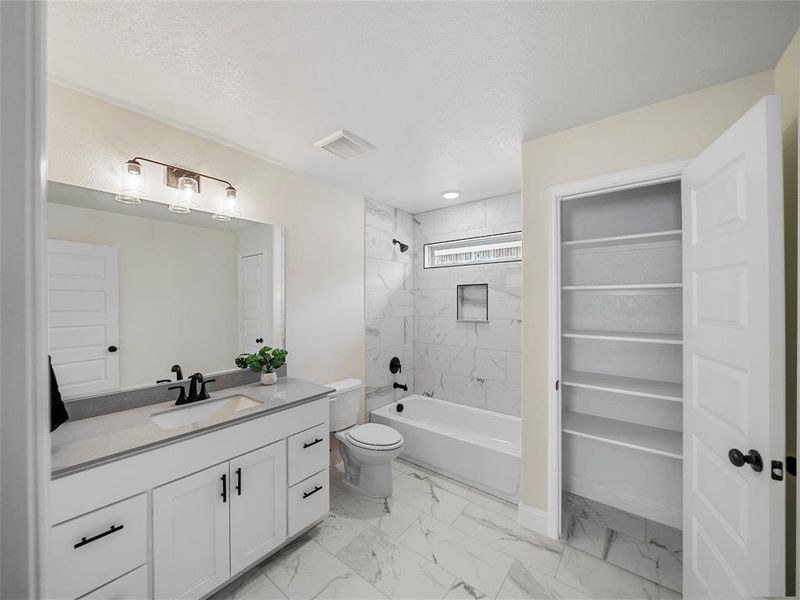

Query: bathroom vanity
[49,378,332,600]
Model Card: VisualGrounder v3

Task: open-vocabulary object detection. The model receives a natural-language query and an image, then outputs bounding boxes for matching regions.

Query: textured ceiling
[47,1,799,213]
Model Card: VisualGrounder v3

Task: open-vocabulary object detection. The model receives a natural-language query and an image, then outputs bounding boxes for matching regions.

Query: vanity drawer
[287,422,329,486]
[288,469,329,536]
[49,494,147,600]
[79,566,148,600]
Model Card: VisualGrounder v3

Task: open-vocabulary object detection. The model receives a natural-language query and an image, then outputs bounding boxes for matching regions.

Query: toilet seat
[345,423,403,451]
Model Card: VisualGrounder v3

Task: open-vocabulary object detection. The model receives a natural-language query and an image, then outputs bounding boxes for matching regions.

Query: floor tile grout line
[390,509,516,598]
[308,537,388,599]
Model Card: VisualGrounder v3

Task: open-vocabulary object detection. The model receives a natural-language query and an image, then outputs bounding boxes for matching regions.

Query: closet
[558,179,683,529]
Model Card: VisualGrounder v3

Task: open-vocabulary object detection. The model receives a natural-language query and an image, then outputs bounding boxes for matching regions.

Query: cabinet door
[153,462,230,600]
[230,441,287,574]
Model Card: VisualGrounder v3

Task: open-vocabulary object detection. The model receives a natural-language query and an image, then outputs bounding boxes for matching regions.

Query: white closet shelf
[562,412,683,460]
[561,370,682,402]
[561,229,682,250]
[562,329,683,345]
[561,283,682,291]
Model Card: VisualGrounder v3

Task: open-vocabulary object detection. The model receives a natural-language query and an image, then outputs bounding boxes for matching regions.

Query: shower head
[392,239,409,253]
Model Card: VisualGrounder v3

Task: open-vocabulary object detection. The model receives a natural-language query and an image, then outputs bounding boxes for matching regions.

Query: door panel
[239,253,267,354]
[153,463,230,600]
[230,441,287,574]
[47,239,119,398]
[682,95,785,599]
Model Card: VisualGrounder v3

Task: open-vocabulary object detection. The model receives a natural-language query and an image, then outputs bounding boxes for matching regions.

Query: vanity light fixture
[212,186,241,222]
[441,190,461,200]
[115,160,144,203]
[116,156,240,218]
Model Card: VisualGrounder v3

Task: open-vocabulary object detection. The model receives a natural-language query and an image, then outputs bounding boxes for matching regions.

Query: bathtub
[370,395,521,502]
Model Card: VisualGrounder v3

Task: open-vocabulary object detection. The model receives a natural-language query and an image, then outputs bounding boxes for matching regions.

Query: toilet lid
[346,423,403,450]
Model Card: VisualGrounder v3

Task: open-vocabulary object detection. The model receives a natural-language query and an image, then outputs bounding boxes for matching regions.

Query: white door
[239,253,267,354]
[153,463,231,600]
[229,441,287,574]
[47,239,119,398]
[682,95,785,599]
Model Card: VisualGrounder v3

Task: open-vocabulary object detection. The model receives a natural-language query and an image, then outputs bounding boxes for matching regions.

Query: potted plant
[235,346,288,386]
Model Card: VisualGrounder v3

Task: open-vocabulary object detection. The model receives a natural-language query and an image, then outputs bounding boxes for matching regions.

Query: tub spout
[393,382,408,392]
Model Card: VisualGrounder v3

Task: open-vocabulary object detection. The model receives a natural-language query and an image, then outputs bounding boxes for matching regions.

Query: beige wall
[520,70,775,510]
[775,28,800,596]
[47,83,365,388]
[48,202,239,390]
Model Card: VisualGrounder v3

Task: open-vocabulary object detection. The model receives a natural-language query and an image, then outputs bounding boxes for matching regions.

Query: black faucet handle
[169,385,188,405]
[199,378,216,401]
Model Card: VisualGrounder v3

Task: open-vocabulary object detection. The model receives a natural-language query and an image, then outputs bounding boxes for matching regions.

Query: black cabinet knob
[107,345,118,353]
[728,448,763,472]
[255,338,263,344]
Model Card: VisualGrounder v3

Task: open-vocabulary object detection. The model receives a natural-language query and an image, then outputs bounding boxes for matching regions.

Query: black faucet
[171,364,184,381]
[198,378,216,401]
[393,382,408,392]
[186,373,204,403]
[170,385,188,405]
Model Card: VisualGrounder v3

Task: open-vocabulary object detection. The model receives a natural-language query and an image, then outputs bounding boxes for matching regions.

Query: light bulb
[212,186,240,221]
[441,190,461,200]
[169,175,198,213]
[115,160,143,203]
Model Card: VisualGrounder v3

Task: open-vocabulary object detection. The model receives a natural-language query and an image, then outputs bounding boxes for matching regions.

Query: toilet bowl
[326,379,404,498]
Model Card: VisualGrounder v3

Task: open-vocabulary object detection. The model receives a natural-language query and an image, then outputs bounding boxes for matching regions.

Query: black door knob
[728,448,763,472]
[107,345,118,353]
[255,338,263,344]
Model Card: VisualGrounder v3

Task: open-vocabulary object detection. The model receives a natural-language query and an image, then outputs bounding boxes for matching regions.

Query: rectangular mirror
[46,182,285,400]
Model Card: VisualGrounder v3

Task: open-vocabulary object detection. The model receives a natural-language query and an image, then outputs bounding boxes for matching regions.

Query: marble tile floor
[211,459,681,600]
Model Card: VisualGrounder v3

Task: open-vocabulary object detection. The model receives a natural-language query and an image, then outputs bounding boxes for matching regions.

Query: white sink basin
[149,394,262,430]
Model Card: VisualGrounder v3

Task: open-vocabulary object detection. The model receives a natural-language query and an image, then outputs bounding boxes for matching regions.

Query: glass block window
[423,231,521,269]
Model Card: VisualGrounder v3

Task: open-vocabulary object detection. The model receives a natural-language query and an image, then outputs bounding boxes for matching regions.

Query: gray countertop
[51,377,333,479]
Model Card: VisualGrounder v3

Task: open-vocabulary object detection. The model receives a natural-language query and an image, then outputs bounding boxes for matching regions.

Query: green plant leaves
[235,346,288,374]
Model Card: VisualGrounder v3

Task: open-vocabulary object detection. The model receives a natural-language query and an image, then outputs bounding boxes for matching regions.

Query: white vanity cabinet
[152,440,288,600]
[228,442,287,575]
[152,462,232,600]
[49,396,330,600]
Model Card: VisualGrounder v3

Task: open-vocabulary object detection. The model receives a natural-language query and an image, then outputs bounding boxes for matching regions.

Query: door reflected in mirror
[46,181,285,400]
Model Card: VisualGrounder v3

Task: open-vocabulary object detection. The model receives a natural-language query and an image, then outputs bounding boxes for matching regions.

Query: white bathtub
[370,395,521,502]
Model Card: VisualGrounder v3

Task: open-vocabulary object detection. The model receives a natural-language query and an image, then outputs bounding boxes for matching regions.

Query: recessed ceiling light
[441,190,461,200]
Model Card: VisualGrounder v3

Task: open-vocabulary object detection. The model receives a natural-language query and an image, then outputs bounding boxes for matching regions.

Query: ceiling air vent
[314,130,375,160]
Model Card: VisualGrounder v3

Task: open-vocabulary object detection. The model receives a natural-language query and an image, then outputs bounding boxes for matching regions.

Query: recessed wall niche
[456,283,489,322]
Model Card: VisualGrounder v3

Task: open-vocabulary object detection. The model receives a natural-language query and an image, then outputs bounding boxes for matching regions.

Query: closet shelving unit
[558,180,684,528]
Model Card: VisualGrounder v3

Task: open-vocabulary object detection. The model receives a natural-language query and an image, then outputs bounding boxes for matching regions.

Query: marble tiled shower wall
[365,199,414,413]
[413,194,522,416]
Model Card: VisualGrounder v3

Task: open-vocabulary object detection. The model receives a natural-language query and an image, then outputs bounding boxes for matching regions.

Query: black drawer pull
[74,524,124,549]
[221,473,227,503]
[303,438,324,449]
[303,485,323,499]
[235,467,242,496]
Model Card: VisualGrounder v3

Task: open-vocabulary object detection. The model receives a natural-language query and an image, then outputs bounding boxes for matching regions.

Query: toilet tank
[326,378,362,432]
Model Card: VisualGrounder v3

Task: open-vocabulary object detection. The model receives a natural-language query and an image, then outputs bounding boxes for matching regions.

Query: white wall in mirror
[46,181,284,398]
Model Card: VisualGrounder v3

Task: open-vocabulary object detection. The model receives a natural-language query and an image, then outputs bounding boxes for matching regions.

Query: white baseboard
[517,502,550,537]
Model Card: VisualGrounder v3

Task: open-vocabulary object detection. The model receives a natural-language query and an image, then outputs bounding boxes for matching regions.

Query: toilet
[326,378,404,498]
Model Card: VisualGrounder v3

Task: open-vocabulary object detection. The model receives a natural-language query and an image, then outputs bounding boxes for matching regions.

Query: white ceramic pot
[260,371,278,386]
